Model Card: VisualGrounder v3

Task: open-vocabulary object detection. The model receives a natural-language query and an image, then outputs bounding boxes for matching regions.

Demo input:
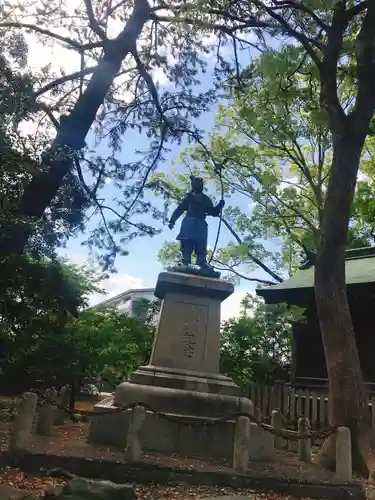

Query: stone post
[336,426,352,481]
[36,389,58,436]
[242,399,254,419]
[55,386,70,425]
[233,416,250,472]
[298,417,311,463]
[9,392,38,453]
[125,405,146,462]
[271,410,284,449]
[288,437,298,452]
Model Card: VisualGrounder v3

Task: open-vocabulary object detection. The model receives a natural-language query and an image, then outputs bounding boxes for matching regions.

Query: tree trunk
[314,130,375,479]
[0,0,150,256]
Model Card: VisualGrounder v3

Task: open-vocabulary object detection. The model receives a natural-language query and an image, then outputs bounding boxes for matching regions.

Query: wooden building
[256,247,375,390]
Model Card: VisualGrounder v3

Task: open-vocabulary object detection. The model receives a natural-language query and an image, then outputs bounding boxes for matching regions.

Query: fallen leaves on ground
[0,467,65,491]
[0,420,339,484]
[134,484,314,499]
[0,468,314,499]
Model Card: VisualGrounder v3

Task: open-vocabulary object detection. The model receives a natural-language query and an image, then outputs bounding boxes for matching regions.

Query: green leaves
[154,37,375,287]
[1,306,155,392]
[158,241,181,268]
[221,51,328,262]
[220,295,298,387]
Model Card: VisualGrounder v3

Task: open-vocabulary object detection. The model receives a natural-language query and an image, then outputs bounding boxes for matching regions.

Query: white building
[91,288,158,320]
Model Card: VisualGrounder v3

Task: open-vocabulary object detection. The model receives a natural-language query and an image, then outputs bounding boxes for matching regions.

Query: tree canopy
[220,294,300,388]
[155,45,375,284]
[0,259,156,393]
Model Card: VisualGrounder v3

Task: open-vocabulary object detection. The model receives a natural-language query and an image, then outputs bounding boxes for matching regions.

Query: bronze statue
[168,176,224,277]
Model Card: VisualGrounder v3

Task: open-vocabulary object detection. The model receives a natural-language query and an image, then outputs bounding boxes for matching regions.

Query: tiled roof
[256,247,375,303]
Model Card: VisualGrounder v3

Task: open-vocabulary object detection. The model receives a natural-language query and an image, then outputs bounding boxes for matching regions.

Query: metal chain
[32,389,338,441]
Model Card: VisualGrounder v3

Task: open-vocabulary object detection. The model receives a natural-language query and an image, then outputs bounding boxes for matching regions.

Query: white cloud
[61,251,144,306]
[221,291,249,322]
[62,252,249,321]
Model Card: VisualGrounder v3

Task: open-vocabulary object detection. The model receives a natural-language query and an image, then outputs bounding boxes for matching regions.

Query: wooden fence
[247,384,375,430]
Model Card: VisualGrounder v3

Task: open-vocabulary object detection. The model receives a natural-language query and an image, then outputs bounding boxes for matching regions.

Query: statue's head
[190,175,203,193]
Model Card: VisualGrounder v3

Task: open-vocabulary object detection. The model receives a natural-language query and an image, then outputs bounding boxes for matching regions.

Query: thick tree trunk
[314,131,375,479]
[0,0,150,256]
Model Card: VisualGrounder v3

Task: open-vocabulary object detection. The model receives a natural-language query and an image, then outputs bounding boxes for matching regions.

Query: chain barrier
[31,389,338,441]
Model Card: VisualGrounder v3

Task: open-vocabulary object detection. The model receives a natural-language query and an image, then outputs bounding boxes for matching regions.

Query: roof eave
[256,286,314,307]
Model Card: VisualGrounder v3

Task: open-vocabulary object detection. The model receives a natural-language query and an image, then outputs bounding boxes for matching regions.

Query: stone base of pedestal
[88,271,250,460]
[130,364,241,397]
[89,383,253,460]
[113,381,247,417]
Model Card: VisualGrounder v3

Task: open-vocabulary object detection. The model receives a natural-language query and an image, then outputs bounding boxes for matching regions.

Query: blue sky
[56,38,282,320]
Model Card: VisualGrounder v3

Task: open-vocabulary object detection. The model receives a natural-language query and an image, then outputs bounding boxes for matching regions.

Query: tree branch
[74,157,156,255]
[212,259,277,285]
[120,126,168,223]
[34,102,60,128]
[237,162,318,232]
[83,0,107,40]
[34,66,97,98]
[252,0,323,68]
[346,1,368,20]
[351,1,375,128]
[99,0,128,22]
[130,46,165,119]
[221,217,283,283]
[270,0,330,32]
[0,22,104,51]
[319,2,348,130]
[74,157,119,253]
[153,14,252,38]
[206,8,273,30]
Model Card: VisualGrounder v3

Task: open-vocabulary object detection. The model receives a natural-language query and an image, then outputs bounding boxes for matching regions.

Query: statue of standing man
[168,176,224,278]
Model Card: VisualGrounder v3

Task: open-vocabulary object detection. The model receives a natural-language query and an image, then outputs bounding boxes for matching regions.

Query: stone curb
[0,451,366,500]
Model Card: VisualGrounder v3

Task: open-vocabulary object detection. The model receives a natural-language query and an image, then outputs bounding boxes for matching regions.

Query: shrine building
[256,247,375,391]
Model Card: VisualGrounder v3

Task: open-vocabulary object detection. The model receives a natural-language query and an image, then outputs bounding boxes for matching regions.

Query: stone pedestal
[89,272,253,460]
[129,271,239,397]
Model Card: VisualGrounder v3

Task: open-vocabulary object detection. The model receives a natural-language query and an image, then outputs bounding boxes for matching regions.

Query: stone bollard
[242,398,254,417]
[37,389,58,436]
[249,422,275,460]
[298,417,311,463]
[336,426,352,481]
[271,410,284,449]
[55,386,70,425]
[233,416,250,472]
[125,405,146,462]
[9,392,38,453]
[288,437,298,452]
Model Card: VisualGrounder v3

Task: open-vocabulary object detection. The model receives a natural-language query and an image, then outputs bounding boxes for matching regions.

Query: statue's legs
[180,239,194,265]
[194,239,208,267]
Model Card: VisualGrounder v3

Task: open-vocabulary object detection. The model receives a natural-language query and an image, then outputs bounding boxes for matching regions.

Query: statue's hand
[218,199,225,210]
[168,221,175,230]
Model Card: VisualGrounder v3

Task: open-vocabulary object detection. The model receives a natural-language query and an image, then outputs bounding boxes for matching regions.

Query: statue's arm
[206,196,225,217]
[169,195,189,224]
